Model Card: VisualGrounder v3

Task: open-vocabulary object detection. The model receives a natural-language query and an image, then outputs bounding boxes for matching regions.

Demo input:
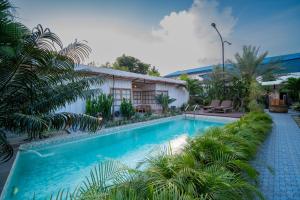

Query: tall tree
[228,46,277,110]
[0,0,103,163]
[148,66,160,77]
[112,54,151,74]
[229,45,277,81]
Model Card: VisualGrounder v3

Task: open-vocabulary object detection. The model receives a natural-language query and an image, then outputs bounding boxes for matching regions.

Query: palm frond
[59,40,92,64]
[0,129,13,163]
[45,112,102,132]
[29,24,63,51]
[79,160,126,198]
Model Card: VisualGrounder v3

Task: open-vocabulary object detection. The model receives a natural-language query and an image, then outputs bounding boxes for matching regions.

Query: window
[142,91,156,104]
[110,88,132,106]
[133,90,168,105]
[133,91,142,104]
[156,90,168,96]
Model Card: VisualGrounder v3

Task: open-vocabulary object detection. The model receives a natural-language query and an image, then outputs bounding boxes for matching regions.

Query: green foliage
[86,94,113,120]
[155,94,176,113]
[230,45,273,81]
[180,75,203,97]
[0,0,103,162]
[120,99,135,119]
[247,80,265,112]
[113,54,150,74]
[97,94,113,120]
[148,66,160,77]
[204,66,228,101]
[249,80,264,101]
[291,102,300,111]
[248,100,264,112]
[281,77,300,102]
[85,98,96,116]
[262,73,276,82]
[50,111,272,200]
[204,46,274,111]
[106,112,181,128]
[112,54,160,76]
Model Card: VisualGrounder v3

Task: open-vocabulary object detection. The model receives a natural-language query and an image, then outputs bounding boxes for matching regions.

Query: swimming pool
[1,116,231,200]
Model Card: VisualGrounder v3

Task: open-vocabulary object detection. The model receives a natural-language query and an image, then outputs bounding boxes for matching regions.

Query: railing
[193,104,199,118]
[184,104,190,112]
[184,104,189,119]
[184,104,199,119]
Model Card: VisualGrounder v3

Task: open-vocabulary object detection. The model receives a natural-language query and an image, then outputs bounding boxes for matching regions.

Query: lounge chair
[213,100,233,113]
[203,100,220,110]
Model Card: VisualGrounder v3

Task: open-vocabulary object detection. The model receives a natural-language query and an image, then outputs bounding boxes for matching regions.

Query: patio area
[254,111,300,199]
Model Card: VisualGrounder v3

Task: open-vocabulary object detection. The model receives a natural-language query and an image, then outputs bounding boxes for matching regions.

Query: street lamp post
[211,23,231,72]
[211,22,231,96]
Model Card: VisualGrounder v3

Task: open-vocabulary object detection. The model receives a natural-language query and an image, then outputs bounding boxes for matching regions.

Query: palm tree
[180,75,203,96]
[281,77,300,102]
[155,94,176,113]
[228,45,278,110]
[229,45,275,81]
[0,0,103,163]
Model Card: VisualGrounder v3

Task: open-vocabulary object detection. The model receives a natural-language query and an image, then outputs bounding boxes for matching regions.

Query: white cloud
[149,0,237,73]
[15,0,238,75]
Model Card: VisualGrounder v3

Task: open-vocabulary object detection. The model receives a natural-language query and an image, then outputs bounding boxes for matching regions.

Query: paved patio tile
[254,112,300,200]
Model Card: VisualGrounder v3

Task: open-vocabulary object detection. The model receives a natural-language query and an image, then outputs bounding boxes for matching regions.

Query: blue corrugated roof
[164,52,300,78]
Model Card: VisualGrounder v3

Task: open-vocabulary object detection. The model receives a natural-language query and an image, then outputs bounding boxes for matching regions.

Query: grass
[48,111,272,200]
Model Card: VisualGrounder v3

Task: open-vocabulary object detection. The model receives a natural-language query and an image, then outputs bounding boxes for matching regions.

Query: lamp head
[224,41,232,45]
[211,23,216,28]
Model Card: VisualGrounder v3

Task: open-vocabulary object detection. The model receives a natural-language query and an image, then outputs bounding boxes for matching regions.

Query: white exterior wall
[101,78,132,112]
[57,98,86,114]
[57,77,132,114]
[155,83,189,110]
[57,78,188,114]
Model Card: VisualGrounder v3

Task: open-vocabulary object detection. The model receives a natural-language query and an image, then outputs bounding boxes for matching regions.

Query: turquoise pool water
[2,118,225,200]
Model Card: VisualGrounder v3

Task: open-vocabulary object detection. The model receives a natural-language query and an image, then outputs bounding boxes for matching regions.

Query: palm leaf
[0,129,13,163]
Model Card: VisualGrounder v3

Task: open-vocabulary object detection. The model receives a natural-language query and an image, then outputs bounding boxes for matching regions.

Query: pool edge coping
[0,151,20,200]
[19,114,236,150]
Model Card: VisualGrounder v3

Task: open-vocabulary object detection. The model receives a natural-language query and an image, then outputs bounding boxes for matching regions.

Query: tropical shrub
[291,102,300,111]
[227,45,277,110]
[0,0,102,163]
[51,111,272,200]
[248,100,264,112]
[180,74,203,96]
[85,94,113,120]
[105,112,180,128]
[120,99,135,119]
[281,77,300,102]
[97,94,113,120]
[85,98,97,117]
[155,94,176,113]
[203,46,276,111]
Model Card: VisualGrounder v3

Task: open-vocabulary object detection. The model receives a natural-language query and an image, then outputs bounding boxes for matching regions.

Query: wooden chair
[213,100,233,113]
[203,100,220,110]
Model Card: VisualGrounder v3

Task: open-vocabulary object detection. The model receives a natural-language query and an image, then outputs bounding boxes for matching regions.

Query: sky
[12,0,300,75]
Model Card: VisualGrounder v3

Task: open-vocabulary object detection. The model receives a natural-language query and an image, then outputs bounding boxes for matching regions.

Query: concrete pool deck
[254,111,300,199]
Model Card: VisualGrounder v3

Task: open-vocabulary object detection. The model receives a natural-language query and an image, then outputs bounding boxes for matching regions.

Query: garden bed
[104,111,182,128]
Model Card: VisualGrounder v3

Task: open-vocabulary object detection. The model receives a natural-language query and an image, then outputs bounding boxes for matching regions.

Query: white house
[59,65,189,114]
